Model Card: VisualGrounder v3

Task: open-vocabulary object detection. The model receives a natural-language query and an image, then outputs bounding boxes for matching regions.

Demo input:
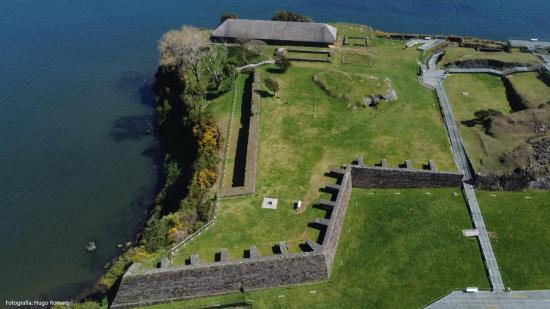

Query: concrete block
[405,159,413,169]
[190,254,199,266]
[278,241,288,254]
[381,159,388,167]
[249,245,260,259]
[318,199,335,210]
[160,258,170,269]
[314,218,331,226]
[306,240,322,251]
[219,249,229,262]
[429,160,437,172]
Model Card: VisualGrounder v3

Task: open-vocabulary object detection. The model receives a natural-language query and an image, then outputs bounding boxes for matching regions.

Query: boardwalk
[423,53,505,291]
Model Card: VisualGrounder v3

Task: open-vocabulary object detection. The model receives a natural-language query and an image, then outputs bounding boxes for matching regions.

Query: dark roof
[212,19,338,44]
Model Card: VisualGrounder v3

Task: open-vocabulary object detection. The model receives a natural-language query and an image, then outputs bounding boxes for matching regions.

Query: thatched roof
[212,19,337,44]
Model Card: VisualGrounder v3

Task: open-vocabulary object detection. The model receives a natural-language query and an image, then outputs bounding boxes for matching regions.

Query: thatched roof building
[212,19,338,46]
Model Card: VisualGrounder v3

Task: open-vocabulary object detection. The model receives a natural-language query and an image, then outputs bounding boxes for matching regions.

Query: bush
[265,78,279,96]
[220,13,237,24]
[275,55,292,72]
[272,10,313,22]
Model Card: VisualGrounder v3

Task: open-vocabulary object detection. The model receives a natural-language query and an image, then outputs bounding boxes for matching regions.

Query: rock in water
[85,242,97,252]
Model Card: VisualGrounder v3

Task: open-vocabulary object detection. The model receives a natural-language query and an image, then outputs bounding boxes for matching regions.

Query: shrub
[275,55,292,72]
[265,78,279,96]
[272,10,313,22]
[220,13,237,24]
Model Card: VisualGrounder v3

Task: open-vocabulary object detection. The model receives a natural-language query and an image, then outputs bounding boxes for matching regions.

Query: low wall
[351,160,463,188]
[111,251,327,308]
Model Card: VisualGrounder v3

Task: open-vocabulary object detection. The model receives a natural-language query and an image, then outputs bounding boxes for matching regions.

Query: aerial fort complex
[111,18,550,308]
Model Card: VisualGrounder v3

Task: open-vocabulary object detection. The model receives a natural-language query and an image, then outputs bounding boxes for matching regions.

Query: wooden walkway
[423,53,505,291]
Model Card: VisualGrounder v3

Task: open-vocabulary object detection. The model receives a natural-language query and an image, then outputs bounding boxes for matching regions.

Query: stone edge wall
[351,161,463,188]
[219,70,261,197]
[112,160,461,307]
[321,166,352,273]
[111,252,327,308]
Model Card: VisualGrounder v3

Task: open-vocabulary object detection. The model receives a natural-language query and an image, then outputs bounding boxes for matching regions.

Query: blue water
[0,0,548,301]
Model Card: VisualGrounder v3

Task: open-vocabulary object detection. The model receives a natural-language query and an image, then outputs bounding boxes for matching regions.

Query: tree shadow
[461,119,479,127]
[266,67,284,74]
[231,74,253,187]
[255,89,273,98]
[109,115,153,142]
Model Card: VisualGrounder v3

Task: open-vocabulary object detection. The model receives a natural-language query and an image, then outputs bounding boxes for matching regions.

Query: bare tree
[204,44,229,90]
[158,25,209,82]
[248,40,267,56]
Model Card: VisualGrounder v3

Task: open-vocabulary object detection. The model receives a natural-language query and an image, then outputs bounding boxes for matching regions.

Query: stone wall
[320,167,352,273]
[351,160,463,188]
[111,251,327,308]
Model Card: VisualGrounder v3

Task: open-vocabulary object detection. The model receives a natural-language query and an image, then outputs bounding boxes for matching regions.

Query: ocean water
[0,0,548,301]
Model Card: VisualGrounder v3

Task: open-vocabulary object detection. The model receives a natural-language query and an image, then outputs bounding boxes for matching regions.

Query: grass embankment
[478,190,550,289]
[505,72,550,109]
[445,74,513,172]
[149,189,489,308]
[438,47,541,68]
[445,73,550,174]
[172,31,457,264]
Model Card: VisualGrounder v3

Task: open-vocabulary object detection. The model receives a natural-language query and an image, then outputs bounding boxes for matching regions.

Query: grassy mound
[313,69,394,107]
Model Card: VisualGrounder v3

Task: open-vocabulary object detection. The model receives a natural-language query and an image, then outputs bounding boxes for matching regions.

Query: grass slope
[445,74,517,173]
[478,190,550,289]
[148,189,489,309]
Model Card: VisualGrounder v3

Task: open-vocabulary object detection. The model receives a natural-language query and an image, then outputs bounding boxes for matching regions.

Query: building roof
[212,19,337,44]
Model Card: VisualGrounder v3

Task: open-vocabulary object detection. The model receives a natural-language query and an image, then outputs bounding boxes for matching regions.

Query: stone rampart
[320,166,352,273]
[112,160,461,307]
[351,159,463,188]
[111,250,327,308]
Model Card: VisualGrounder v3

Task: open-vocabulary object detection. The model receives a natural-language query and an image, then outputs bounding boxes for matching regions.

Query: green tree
[275,55,292,72]
[265,78,280,96]
[272,10,313,22]
[220,13,237,25]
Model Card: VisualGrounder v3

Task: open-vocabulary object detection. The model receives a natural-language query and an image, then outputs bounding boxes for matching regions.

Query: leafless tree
[158,25,209,82]
[248,40,267,56]
[204,44,228,90]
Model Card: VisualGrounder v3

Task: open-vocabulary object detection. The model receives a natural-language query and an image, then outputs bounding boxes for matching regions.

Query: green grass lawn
[147,189,489,308]
[438,47,541,68]
[478,190,550,290]
[171,37,456,265]
[444,73,520,173]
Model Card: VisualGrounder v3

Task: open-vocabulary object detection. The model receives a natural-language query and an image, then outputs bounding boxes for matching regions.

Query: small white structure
[262,197,278,209]
[295,200,302,211]
[465,287,479,293]
[463,229,479,237]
